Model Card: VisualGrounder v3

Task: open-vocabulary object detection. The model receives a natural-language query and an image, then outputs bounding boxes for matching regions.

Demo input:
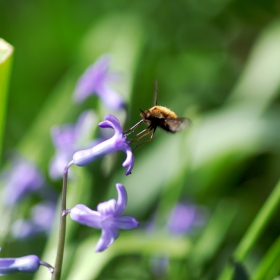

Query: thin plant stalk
[52,161,73,280]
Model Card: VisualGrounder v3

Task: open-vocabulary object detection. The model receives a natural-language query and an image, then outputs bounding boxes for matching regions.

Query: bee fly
[125,80,192,150]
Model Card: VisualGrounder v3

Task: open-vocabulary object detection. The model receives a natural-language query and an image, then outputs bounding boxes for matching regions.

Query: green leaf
[66,233,191,279]
[189,200,238,277]
[252,235,280,280]
[218,179,280,280]
[226,18,280,114]
[0,38,14,164]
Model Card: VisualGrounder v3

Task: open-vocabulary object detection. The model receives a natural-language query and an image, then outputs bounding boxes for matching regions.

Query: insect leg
[123,119,144,135]
[133,128,156,151]
[136,127,150,137]
[130,128,151,144]
[128,127,149,142]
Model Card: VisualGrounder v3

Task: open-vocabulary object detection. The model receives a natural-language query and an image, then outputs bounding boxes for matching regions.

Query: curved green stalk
[52,161,73,280]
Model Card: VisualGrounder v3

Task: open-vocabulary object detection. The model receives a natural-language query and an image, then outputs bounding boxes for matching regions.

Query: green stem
[219,179,280,280]
[52,161,73,280]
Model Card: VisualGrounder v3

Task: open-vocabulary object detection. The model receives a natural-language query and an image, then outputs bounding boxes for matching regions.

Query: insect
[125,80,192,149]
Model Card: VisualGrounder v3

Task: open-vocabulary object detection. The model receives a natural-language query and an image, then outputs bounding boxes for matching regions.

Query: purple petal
[72,138,116,166]
[72,54,125,110]
[0,255,40,275]
[1,158,44,206]
[95,227,120,252]
[12,201,56,239]
[99,87,125,110]
[98,120,115,129]
[108,216,139,230]
[73,55,112,103]
[98,114,122,135]
[51,125,76,151]
[49,152,72,180]
[114,184,127,216]
[69,204,102,229]
[167,203,203,235]
[49,110,97,180]
[97,199,117,216]
[121,147,134,175]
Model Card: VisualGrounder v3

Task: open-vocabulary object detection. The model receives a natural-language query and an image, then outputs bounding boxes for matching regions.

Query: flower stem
[39,260,54,274]
[52,161,73,280]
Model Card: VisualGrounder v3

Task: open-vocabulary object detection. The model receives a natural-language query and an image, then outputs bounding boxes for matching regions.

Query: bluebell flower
[0,157,44,206]
[73,54,125,110]
[65,183,139,252]
[0,254,41,275]
[166,202,205,236]
[49,110,99,179]
[11,201,56,239]
[73,114,134,175]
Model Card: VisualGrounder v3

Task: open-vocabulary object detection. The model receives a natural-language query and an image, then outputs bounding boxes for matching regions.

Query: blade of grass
[252,235,280,280]
[218,179,280,280]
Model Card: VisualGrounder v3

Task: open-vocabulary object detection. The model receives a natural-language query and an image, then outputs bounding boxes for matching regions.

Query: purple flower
[66,183,139,252]
[49,110,99,179]
[73,54,125,110]
[167,203,205,236]
[0,157,44,206]
[0,255,41,275]
[73,114,134,175]
[11,201,56,239]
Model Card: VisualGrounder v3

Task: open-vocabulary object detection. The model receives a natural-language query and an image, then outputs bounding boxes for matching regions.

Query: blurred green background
[1,1,280,279]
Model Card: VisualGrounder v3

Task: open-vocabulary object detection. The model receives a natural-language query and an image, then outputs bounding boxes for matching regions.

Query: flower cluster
[0,54,139,278]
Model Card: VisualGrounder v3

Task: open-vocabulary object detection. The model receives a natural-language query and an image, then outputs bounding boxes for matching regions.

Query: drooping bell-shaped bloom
[73,54,125,110]
[49,110,99,179]
[65,183,139,252]
[73,114,134,175]
[0,157,44,206]
[0,249,53,276]
[0,254,41,275]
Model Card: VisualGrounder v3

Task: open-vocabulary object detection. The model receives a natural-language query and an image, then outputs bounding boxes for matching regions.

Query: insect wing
[164,117,192,132]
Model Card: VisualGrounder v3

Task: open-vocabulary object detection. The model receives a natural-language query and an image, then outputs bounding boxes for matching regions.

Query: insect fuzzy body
[125,80,191,150]
[140,105,187,133]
